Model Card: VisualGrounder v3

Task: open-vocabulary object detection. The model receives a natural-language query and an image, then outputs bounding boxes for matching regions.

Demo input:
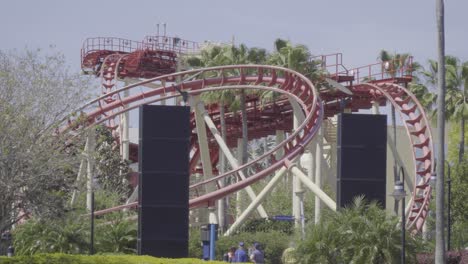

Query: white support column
[236,138,243,219]
[209,207,218,225]
[126,186,138,204]
[290,165,337,211]
[290,98,305,228]
[70,142,88,206]
[86,129,96,212]
[192,99,268,218]
[275,130,286,184]
[315,126,323,223]
[371,100,380,115]
[192,96,218,225]
[225,166,289,236]
[120,87,130,161]
[192,96,215,193]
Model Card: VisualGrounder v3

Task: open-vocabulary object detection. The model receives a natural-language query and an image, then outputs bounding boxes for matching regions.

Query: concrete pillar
[371,100,380,115]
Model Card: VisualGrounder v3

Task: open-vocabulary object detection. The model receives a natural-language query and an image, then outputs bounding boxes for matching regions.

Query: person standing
[233,242,248,262]
[250,242,265,264]
[223,246,237,262]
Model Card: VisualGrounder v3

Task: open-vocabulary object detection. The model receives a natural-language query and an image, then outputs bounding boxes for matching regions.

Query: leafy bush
[417,249,468,264]
[188,227,202,259]
[12,215,88,255]
[94,215,137,254]
[0,253,224,264]
[236,218,294,235]
[13,204,138,256]
[295,197,423,264]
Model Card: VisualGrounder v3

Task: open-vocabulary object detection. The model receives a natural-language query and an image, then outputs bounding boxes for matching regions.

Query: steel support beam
[86,129,96,211]
[289,165,337,211]
[290,98,305,228]
[225,166,289,236]
[236,138,243,219]
[70,141,88,206]
[372,100,380,115]
[315,126,323,223]
[193,99,268,218]
[192,96,216,193]
[120,87,130,161]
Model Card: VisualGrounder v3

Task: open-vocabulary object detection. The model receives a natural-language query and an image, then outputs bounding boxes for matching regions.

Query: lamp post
[391,169,407,264]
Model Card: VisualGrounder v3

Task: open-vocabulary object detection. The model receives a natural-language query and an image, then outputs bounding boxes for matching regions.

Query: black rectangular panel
[139,207,189,240]
[138,240,189,257]
[140,172,189,205]
[337,180,387,208]
[337,113,387,208]
[138,105,190,258]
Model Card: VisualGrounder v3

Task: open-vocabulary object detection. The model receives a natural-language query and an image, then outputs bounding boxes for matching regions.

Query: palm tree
[435,1,446,262]
[421,56,467,163]
[444,56,468,163]
[185,43,270,225]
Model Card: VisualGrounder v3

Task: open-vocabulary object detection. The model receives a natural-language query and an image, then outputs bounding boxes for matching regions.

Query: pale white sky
[1,0,467,74]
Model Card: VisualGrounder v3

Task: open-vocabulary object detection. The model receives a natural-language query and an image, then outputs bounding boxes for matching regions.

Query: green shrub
[0,253,224,264]
[295,197,423,264]
[12,215,89,255]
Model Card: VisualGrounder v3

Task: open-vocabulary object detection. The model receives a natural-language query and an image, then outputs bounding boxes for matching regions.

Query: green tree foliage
[295,197,422,264]
[421,56,468,162]
[13,189,138,255]
[13,214,89,255]
[0,49,91,231]
[94,215,137,254]
[450,161,468,249]
[94,125,132,201]
[0,253,225,264]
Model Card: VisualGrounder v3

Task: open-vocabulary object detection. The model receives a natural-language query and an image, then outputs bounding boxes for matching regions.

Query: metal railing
[143,35,199,55]
[341,56,414,84]
[311,53,349,76]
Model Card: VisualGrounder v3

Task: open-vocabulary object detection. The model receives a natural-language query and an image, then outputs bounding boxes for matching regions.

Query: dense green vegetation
[0,254,224,264]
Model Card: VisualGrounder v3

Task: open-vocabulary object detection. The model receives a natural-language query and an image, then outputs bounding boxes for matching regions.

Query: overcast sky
[1,0,467,74]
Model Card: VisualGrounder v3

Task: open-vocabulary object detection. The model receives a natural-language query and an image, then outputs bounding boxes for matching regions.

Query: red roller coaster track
[69,38,433,233]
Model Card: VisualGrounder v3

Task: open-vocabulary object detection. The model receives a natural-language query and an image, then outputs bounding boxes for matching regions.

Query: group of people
[223,241,264,263]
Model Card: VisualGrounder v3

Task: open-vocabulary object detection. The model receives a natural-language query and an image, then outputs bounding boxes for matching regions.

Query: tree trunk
[459,104,465,163]
[218,99,227,232]
[435,0,446,262]
[241,90,248,165]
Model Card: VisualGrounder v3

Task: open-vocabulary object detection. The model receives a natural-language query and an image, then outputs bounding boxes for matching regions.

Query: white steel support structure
[193,99,268,218]
[191,96,218,224]
[290,98,305,228]
[315,126,323,223]
[288,164,337,211]
[225,165,289,236]
[120,83,130,161]
[371,100,380,115]
[86,129,96,211]
[70,141,89,206]
[236,138,243,219]
[276,130,286,185]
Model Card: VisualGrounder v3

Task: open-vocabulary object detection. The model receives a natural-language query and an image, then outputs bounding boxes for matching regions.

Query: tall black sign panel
[337,113,387,208]
[138,105,190,258]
